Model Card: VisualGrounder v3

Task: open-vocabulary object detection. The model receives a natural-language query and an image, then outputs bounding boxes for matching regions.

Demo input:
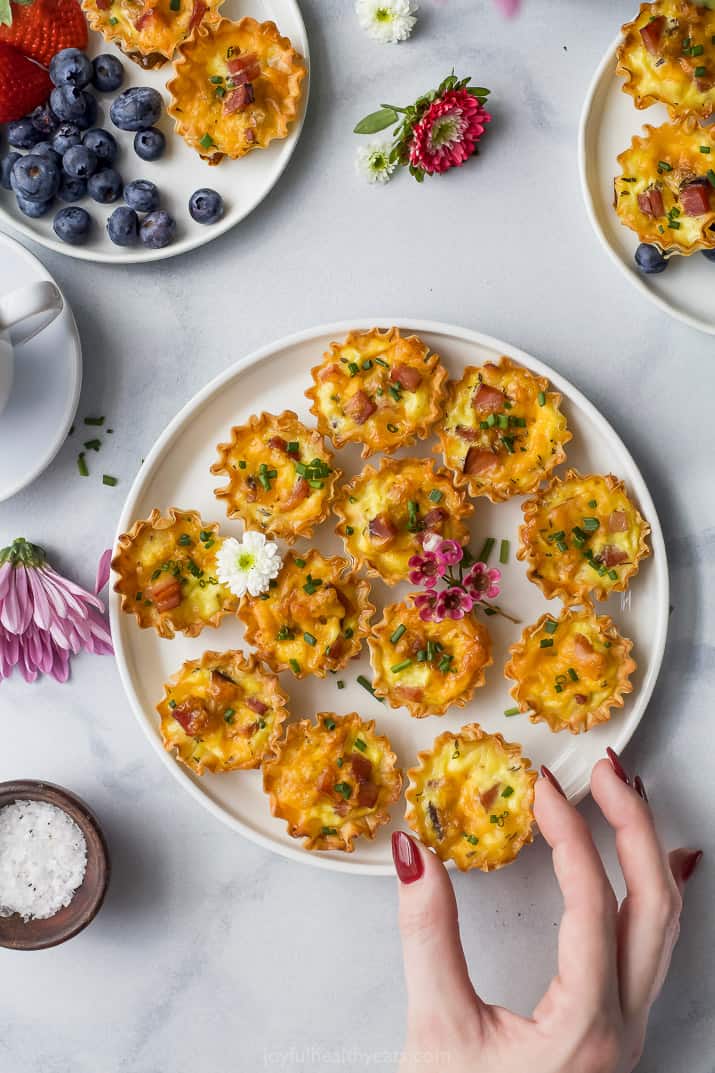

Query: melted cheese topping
[239,551,373,678]
[618,1,715,120]
[112,509,236,638]
[157,650,288,773]
[368,601,492,717]
[504,609,635,735]
[305,328,447,458]
[438,358,571,502]
[406,725,536,871]
[167,17,305,161]
[262,713,403,852]
[211,410,339,543]
[518,470,651,605]
[334,458,472,585]
[615,121,715,251]
[82,0,223,64]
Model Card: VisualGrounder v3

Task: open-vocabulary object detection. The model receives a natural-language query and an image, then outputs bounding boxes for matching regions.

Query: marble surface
[1,1,713,1070]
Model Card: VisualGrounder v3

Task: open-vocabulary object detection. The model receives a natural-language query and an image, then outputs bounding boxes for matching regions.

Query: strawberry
[0,41,51,122]
[0,0,88,68]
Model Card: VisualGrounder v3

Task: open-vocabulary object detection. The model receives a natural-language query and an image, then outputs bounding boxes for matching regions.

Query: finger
[533,770,619,1024]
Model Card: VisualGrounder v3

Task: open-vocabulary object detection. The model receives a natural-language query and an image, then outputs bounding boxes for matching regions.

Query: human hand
[392,752,701,1073]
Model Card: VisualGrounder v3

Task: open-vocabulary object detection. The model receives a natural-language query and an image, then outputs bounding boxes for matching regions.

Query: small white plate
[110,319,669,876]
[0,0,309,264]
[580,37,715,336]
[0,233,81,502]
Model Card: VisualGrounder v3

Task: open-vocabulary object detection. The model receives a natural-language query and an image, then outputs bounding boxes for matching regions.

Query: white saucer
[0,233,82,501]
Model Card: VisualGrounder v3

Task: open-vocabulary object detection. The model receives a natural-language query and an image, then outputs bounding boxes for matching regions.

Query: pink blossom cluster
[407,534,501,623]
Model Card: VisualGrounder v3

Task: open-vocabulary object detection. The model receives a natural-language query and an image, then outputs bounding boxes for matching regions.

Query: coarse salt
[0,800,87,921]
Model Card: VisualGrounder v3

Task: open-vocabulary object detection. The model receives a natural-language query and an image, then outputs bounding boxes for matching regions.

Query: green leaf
[14,0,35,6]
[354,107,398,135]
[470,87,491,96]
[0,0,12,26]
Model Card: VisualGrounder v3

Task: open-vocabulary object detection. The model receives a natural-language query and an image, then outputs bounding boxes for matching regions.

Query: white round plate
[110,319,669,876]
[0,232,82,502]
[580,37,715,336]
[0,0,308,264]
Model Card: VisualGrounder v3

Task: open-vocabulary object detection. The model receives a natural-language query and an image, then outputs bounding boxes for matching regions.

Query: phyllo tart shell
[504,608,636,735]
[157,649,289,773]
[334,457,472,585]
[368,601,492,718]
[211,410,340,543]
[518,470,651,605]
[437,357,571,502]
[405,724,536,872]
[82,0,223,69]
[305,327,448,459]
[263,712,403,852]
[167,17,306,163]
[112,508,237,638]
[238,549,374,679]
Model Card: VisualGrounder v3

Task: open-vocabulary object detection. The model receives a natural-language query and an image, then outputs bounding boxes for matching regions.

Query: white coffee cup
[0,281,63,416]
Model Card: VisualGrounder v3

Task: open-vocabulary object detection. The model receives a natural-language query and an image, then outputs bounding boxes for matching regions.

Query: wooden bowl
[0,780,110,950]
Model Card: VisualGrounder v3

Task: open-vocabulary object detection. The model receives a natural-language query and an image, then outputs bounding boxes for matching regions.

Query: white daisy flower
[355,0,417,43]
[356,141,397,184]
[216,532,281,598]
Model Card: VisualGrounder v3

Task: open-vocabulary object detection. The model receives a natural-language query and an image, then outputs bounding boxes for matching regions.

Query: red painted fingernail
[606,747,630,785]
[540,765,567,799]
[634,775,648,802]
[392,831,424,884]
[682,850,703,882]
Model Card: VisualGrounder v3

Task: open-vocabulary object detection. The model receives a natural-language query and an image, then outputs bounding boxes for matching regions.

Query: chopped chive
[548,530,566,542]
[361,359,373,370]
[108,15,118,23]
[294,557,306,568]
[223,708,235,723]
[390,624,406,644]
[199,133,215,149]
[657,160,672,172]
[485,413,496,427]
[388,384,401,402]
[504,706,520,716]
[170,0,180,10]
[540,638,554,648]
[464,833,479,845]
[555,540,568,552]
[321,826,337,836]
[695,65,707,78]
[343,626,354,639]
[429,489,443,503]
[303,631,317,646]
[588,499,598,508]
[693,44,705,57]
[84,416,104,426]
[500,435,515,454]
[391,659,412,673]
[334,781,351,799]
[354,738,367,753]
[289,658,301,674]
[337,680,345,689]
[209,75,223,83]
[77,453,88,476]
[286,441,299,453]
[499,539,509,564]
[102,474,118,487]
[496,414,509,429]
[501,786,514,798]
[438,655,452,673]
[582,517,600,531]
[238,459,247,469]
[708,169,715,187]
[347,362,359,377]
[345,525,354,535]
[323,717,336,730]
[357,674,378,697]
[537,391,546,406]
[83,438,101,451]
[701,145,711,154]
[276,626,293,641]
[477,537,495,563]
[386,423,398,433]
[568,667,579,681]
[544,619,558,634]
[555,683,563,693]
[178,533,192,546]
[374,357,389,368]
[608,568,619,580]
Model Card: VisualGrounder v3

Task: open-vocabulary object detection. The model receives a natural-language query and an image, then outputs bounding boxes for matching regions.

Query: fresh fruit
[107,205,139,247]
[140,210,176,249]
[634,243,668,275]
[88,167,122,204]
[123,178,159,213]
[110,87,162,132]
[0,42,52,124]
[50,85,96,128]
[92,54,124,94]
[0,151,20,189]
[7,116,44,150]
[10,153,60,201]
[16,193,52,218]
[57,172,86,202]
[51,122,81,154]
[53,205,91,245]
[62,143,97,179]
[34,141,62,167]
[29,102,58,137]
[83,128,117,164]
[188,187,223,225]
[49,48,92,89]
[134,127,165,162]
[0,0,88,68]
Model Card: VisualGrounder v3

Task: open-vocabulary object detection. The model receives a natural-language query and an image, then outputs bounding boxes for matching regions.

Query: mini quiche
[405,725,536,872]
[437,357,571,502]
[614,121,715,253]
[368,601,492,718]
[239,550,374,679]
[504,609,636,735]
[617,1,715,122]
[157,650,289,774]
[82,0,223,69]
[112,508,237,638]
[518,470,651,605]
[167,17,306,164]
[305,327,447,458]
[211,410,339,543]
[334,458,472,585]
[263,712,403,852]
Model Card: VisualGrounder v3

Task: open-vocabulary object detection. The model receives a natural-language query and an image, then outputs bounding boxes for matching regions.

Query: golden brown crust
[112,508,237,638]
[238,550,374,679]
[82,0,224,67]
[503,608,636,734]
[305,328,448,459]
[263,712,403,852]
[405,724,536,872]
[157,649,289,773]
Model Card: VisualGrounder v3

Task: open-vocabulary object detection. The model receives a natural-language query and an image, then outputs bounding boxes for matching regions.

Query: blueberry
[123,178,159,213]
[34,142,63,169]
[50,48,93,89]
[92,54,125,94]
[0,152,20,191]
[10,154,61,202]
[140,210,176,249]
[188,187,224,225]
[16,194,53,219]
[29,103,60,138]
[88,167,123,204]
[133,127,165,162]
[52,123,82,155]
[110,87,162,132]
[7,117,43,150]
[62,144,98,180]
[634,243,668,274]
[53,206,92,245]
[50,86,97,130]
[58,173,88,203]
[83,128,118,165]
[107,205,139,246]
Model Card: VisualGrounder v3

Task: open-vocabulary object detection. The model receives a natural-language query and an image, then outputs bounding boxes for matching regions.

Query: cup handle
[0,281,63,346]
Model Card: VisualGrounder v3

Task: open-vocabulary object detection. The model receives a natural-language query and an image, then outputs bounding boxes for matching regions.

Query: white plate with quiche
[109,319,668,875]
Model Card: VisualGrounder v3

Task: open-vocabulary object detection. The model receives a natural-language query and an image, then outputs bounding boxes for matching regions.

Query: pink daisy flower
[413,590,439,622]
[464,561,502,601]
[433,586,475,622]
[408,87,491,176]
[433,538,463,566]
[407,552,444,589]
